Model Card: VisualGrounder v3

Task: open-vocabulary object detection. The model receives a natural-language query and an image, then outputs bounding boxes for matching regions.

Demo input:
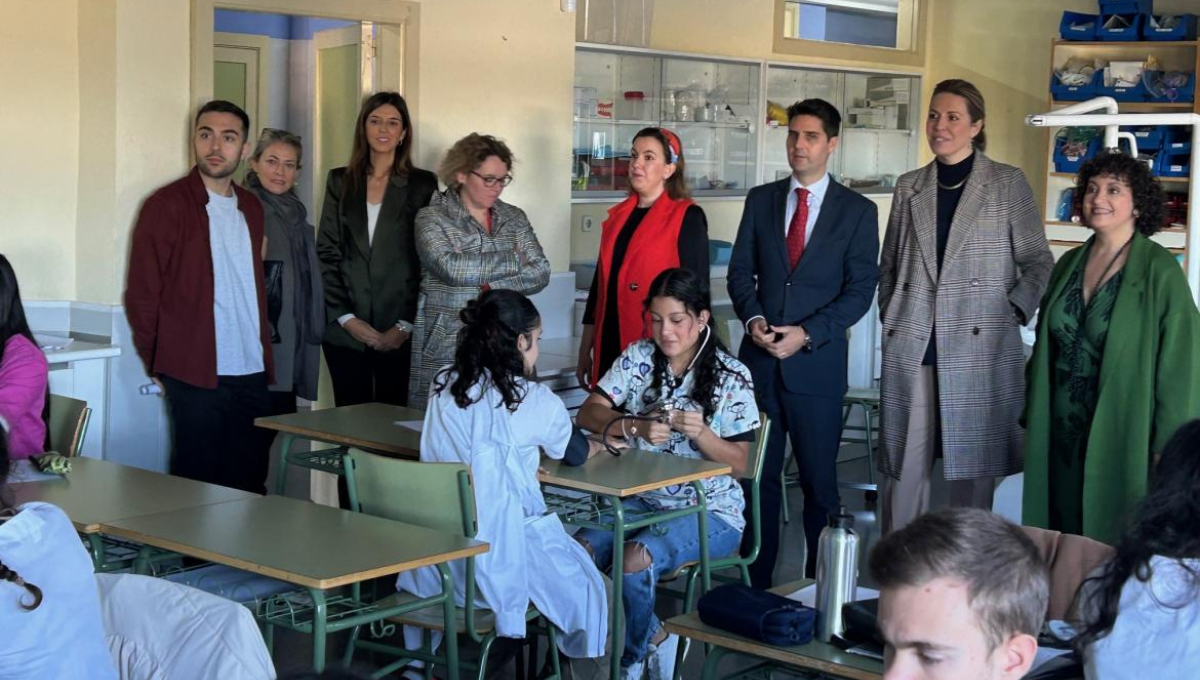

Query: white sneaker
[620,659,645,680]
[646,633,680,680]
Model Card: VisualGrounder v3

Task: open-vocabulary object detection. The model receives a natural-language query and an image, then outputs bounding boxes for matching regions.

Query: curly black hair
[1072,151,1165,236]
[1072,419,1200,653]
[643,268,746,422]
[432,289,540,413]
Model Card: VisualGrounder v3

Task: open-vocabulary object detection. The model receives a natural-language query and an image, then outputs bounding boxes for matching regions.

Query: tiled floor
[268,442,955,679]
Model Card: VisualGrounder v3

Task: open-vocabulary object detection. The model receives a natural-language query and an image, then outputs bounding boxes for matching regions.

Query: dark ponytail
[0,417,43,611]
[433,289,541,412]
[643,268,744,421]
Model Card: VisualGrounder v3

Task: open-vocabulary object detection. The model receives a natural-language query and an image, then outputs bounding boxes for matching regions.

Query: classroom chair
[48,394,91,457]
[341,449,563,680]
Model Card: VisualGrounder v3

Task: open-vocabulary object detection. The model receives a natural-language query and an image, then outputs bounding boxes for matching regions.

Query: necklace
[1087,235,1134,303]
[937,177,968,191]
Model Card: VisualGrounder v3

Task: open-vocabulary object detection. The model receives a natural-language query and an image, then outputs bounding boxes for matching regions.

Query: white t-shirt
[206,190,264,376]
[366,201,382,246]
[0,502,119,680]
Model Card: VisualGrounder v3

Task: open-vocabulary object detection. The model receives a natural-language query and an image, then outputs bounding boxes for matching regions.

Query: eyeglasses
[470,171,514,188]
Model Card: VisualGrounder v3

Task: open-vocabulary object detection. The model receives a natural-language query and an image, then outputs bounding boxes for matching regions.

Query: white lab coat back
[0,502,119,680]
[397,372,608,658]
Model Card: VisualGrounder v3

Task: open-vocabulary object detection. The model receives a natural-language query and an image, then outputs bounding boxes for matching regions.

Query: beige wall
[0,0,80,300]
[5,0,574,305]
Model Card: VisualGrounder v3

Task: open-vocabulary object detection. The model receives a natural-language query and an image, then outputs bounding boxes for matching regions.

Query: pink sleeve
[0,335,49,458]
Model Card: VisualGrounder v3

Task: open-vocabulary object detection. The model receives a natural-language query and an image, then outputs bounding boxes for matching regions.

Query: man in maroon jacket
[126,100,275,494]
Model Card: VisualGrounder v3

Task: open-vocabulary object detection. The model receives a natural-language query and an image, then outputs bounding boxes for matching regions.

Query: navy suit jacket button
[972,327,980,335]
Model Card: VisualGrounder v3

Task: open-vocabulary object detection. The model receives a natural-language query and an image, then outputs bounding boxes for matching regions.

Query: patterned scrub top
[596,338,760,532]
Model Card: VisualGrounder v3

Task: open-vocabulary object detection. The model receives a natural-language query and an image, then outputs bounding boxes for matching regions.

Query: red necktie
[787,187,810,270]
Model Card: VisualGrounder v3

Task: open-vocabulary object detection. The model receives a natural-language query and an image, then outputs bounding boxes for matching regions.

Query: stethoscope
[600,322,712,456]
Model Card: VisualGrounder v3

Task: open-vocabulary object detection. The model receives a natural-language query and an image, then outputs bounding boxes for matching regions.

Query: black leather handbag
[697,583,817,646]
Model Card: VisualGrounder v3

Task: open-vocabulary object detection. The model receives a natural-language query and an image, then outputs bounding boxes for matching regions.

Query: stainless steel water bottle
[815,506,859,642]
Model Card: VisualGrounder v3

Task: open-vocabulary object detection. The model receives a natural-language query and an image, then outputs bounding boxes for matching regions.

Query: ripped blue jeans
[574,498,742,668]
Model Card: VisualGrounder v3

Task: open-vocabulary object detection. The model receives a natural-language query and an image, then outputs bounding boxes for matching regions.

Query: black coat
[316,166,438,350]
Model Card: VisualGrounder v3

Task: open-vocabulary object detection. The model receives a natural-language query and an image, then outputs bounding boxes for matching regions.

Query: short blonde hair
[438,133,514,190]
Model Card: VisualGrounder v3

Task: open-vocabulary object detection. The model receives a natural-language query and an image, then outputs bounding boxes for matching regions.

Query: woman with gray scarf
[245,128,325,412]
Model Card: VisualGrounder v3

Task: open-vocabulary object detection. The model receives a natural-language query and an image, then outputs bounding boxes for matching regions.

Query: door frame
[190,0,418,142]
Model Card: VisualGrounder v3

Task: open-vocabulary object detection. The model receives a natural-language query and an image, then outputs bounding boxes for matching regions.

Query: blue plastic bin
[709,240,733,266]
[1059,11,1100,40]
[1099,0,1152,14]
[1157,151,1190,178]
[1121,125,1164,152]
[1097,68,1148,101]
[1051,69,1098,102]
[1163,126,1193,154]
[1098,13,1145,41]
[1144,71,1196,103]
[1055,137,1101,173]
[1144,13,1197,40]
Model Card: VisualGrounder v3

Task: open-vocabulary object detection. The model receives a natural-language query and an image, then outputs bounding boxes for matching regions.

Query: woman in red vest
[576,127,709,389]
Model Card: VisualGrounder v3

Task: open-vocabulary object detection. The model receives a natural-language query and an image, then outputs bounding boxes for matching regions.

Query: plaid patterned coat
[877,153,1053,480]
[407,189,550,408]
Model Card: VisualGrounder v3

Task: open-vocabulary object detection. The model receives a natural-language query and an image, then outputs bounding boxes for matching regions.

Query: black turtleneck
[924,152,975,367]
[935,152,975,271]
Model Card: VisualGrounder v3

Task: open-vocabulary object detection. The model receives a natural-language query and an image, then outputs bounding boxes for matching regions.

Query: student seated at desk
[397,289,611,670]
[1073,419,1200,680]
[575,267,760,680]
[870,507,1049,680]
[0,255,48,459]
[0,418,118,680]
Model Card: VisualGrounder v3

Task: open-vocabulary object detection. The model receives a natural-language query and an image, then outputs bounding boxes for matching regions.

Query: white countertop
[42,339,121,364]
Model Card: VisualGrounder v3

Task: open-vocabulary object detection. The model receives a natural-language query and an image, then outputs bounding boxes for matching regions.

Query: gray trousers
[881,366,997,535]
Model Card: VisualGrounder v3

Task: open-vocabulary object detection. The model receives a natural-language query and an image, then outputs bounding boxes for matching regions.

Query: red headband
[659,128,681,164]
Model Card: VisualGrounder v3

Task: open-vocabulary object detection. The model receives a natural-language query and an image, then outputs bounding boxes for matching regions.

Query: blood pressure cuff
[697,583,816,646]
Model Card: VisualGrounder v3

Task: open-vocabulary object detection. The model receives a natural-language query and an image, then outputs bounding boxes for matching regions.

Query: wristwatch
[395,320,414,334]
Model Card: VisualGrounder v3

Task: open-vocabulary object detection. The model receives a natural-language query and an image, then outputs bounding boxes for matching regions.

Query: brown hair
[932,79,987,152]
[249,128,304,170]
[869,507,1048,650]
[438,133,515,191]
[343,92,415,196]
[631,127,690,200]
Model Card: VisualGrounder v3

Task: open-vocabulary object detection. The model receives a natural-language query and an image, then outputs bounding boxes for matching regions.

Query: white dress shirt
[745,173,832,332]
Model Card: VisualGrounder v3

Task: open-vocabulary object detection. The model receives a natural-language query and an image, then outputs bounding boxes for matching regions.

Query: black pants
[161,372,273,495]
[322,342,411,407]
[742,371,844,586]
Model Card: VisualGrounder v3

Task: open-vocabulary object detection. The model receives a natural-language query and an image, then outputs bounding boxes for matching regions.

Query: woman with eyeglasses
[317,92,436,408]
[244,129,324,415]
[577,127,709,391]
[408,133,550,409]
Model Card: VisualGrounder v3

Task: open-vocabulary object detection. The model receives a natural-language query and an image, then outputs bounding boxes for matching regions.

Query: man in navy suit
[728,99,879,585]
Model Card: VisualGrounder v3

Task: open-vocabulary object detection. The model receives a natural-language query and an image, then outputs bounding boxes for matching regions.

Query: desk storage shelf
[572,44,921,200]
[1041,38,1199,271]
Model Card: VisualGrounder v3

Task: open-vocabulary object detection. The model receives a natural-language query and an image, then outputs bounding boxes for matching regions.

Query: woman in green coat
[1024,151,1200,544]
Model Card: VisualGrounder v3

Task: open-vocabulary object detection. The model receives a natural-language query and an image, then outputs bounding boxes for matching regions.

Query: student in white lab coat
[576,268,761,680]
[396,289,612,673]
[0,418,119,680]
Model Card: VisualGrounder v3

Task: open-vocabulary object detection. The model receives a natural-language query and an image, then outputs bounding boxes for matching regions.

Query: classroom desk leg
[86,533,106,571]
[309,588,328,671]
[438,562,461,680]
[608,495,626,680]
[133,546,153,575]
[691,480,713,594]
[276,433,297,495]
[701,645,731,680]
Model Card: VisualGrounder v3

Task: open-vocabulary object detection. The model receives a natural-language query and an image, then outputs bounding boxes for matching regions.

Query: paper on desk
[394,419,423,433]
[8,460,64,483]
[34,333,74,350]
[786,583,880,608]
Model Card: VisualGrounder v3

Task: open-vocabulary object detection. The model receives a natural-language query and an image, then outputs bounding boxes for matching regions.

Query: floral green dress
[1046,243,1125,534]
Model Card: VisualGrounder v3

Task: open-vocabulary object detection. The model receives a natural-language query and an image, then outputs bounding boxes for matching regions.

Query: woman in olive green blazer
[1023,152,1200,544]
